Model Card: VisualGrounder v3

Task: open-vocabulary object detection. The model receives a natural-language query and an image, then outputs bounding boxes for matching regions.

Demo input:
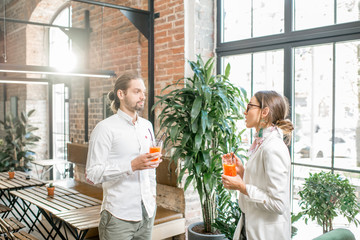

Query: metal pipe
[71,0,150,15]
[0,17,87,31]
[148,0,155,126]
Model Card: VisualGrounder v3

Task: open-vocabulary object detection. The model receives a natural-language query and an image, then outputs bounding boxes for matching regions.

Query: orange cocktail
[150,139,163,162]
[150,146,161,161]
[223,163,236,176]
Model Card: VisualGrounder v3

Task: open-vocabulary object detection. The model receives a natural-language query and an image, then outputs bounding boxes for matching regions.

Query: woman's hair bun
[108,91,115,101]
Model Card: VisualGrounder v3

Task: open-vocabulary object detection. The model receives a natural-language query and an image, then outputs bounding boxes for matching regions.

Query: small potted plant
[47,183,55,197]
[8,167,15,179]
[297,171,360,233]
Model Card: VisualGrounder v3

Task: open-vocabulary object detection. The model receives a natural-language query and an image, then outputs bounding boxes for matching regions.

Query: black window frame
[216,0,360,174]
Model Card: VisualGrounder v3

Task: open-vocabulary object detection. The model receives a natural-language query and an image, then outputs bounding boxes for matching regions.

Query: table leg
[39,208,67,240]
[62,221,89,240]
[10,197,51,240]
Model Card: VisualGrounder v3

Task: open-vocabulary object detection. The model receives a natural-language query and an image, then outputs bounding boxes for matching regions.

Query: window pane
[337,0,360,24]
[223,54,252,146]
[334,40,360,171]
[222,50,284,147]
[253,49,284,94]
[294,44,333,167]
[223,54,252,95]
[294,0,334,30]
[253,0,284,37]
[223,0,251,42]
[49,7,75,70]
[222,0,284,42]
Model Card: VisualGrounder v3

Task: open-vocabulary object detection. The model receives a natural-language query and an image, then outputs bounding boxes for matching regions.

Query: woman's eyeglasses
[246,103,261,112]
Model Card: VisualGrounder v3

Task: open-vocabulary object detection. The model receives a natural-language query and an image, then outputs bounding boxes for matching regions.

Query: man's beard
[134,102,144,111]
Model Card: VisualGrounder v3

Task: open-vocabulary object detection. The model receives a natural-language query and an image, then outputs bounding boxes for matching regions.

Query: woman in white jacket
[222,91,294,240]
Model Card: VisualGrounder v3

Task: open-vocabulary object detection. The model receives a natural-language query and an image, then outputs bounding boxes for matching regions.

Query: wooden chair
[0,205,11,218]
[0,217,38,240]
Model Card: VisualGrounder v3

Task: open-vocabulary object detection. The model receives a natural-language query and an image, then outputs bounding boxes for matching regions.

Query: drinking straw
[232,146,239,161]
[148,128,154,141]
[159,132,166,142]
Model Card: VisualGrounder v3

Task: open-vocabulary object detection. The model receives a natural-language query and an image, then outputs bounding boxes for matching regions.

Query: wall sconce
[0,63,116,78]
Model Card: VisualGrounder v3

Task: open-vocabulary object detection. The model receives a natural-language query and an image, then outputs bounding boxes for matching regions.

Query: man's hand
[131,152,162,171]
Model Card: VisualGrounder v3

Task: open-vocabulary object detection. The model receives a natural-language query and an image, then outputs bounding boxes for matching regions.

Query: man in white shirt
[86,73,162,240]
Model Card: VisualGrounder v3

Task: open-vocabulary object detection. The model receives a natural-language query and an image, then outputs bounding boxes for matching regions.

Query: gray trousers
[99,203,156,240]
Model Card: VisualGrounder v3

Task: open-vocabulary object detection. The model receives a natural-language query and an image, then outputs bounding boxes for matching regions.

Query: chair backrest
[0,218,15,240]
[313,228,356,240]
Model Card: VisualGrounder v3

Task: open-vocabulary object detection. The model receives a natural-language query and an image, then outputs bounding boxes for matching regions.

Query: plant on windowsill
[8,167,15,179]
[153,55,247,238]
[296,171,360,234]
[0,110,40,172]
[47,183,55,197]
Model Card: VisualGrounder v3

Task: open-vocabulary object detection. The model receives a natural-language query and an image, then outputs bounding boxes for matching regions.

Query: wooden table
[0,171,45,218]
[10,185,102,240]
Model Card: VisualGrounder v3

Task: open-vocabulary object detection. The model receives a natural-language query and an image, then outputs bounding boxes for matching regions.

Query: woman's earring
[258,119,266,138]
[258,127,263,138]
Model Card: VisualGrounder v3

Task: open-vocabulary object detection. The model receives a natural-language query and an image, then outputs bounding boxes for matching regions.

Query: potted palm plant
[154,55,247,238]
[0,110,40,172]
[297,171,360,234]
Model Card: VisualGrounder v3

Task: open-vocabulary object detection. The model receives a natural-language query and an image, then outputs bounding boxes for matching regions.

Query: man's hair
[107,72,140,113]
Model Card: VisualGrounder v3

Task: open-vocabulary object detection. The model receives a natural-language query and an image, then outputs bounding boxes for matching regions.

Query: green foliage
[214,185,241,239]
[0,110,41,172]
[298,171,360,233]
[154,55,247,233]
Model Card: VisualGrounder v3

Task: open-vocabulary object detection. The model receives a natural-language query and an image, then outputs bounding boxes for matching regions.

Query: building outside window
[217,0,360,238]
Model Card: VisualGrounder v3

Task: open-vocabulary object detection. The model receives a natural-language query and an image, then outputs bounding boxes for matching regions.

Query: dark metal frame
[216,0,360,174]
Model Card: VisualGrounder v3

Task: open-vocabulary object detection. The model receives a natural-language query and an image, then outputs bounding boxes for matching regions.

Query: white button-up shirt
[86,109,156,221]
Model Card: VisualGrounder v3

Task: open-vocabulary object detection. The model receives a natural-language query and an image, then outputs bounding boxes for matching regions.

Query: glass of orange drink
[150,139,163,161]
[222,154,236,176]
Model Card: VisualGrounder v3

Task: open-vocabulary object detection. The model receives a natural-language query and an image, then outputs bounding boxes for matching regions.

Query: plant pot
[47,187,55,196]
[188,222,227,240]
[8,171,15,179]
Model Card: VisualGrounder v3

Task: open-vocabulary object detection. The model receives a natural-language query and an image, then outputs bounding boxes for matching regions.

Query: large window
[49,6,71,179]
[217,0,360,238]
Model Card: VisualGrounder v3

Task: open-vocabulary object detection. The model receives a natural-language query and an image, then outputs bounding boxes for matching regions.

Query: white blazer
[233,128,291,240]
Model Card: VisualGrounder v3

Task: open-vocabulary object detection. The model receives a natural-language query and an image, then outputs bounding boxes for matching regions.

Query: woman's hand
[222,174,248,195]
[222,152,244,178]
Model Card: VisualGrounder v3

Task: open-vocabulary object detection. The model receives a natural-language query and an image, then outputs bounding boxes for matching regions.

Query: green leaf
[184,175,194,191]
[194,133,202,152]
[191,96,202,123]
[181,133,191,148]
[224,63,231,79]
[200,111,208,133]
